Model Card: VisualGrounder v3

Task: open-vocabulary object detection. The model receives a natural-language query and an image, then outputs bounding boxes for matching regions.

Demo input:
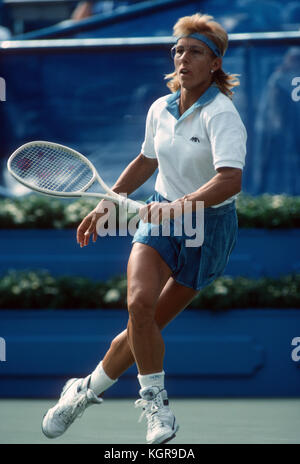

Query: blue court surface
[0,397,300,444]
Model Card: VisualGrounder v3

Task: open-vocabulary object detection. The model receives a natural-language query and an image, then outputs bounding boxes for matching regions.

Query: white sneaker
[135,386,179,444]
[42,376,102,438]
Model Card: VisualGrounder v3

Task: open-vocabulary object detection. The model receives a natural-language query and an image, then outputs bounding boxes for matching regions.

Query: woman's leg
[102,244,198,379]
[126,242,172,374]
[41,244,198,440]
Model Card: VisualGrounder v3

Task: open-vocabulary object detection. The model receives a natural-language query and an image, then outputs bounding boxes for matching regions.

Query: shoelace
[135,398,152,423]
[58,390,90,426]
[135,398,169,431]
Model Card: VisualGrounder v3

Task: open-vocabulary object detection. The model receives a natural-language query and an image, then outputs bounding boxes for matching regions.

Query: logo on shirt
[190,136,200,143]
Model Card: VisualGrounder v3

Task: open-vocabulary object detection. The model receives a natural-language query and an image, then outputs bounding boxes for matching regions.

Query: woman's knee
[127,293,155,330]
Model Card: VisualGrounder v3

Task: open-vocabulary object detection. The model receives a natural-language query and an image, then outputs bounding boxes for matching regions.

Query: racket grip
[120,197,143,212]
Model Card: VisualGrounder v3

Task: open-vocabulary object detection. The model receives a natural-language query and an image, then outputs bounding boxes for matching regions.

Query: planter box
[0,309,299,398]
[0,229,300,280]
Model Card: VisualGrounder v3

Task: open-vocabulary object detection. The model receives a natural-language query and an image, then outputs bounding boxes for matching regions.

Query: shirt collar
[166,85,220,121]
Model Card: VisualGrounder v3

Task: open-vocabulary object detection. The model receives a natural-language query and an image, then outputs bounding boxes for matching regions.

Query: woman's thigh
[127,242,172,316]
[127,242,198,324]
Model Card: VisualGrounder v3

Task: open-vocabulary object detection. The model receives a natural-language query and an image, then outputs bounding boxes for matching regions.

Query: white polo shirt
[141,85,247,207]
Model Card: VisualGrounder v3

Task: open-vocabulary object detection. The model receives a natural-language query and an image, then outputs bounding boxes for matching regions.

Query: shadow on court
[0,398,300,444]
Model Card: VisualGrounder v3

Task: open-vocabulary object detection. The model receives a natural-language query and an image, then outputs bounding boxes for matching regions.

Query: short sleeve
[141,103,157,159]
[206,111,247,170]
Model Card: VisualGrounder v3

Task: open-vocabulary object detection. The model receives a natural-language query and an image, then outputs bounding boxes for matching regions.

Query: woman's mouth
[179,68,192,78]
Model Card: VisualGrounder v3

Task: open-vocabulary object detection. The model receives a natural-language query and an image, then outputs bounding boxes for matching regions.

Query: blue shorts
[132,192,238,290]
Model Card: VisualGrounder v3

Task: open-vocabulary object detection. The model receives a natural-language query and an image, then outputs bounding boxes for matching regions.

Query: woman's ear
[212,57,222,72]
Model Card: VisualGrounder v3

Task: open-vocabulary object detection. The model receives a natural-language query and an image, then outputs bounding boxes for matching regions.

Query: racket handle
[120,196,144,211]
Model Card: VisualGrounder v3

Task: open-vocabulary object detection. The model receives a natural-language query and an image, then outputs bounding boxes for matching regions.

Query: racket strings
[11,145,93,193]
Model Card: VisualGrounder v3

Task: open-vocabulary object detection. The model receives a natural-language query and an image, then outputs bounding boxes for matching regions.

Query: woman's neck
[179,82,212,115]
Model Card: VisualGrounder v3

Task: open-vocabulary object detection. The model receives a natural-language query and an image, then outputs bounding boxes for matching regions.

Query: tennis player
[42,13,247,444]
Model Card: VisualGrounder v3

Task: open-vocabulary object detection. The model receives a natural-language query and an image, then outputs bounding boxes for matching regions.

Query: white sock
[138,371,165,390]
[87,361,117,396]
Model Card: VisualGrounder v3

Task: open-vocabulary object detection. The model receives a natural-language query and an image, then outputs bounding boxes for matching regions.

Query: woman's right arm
[76,153,158,247]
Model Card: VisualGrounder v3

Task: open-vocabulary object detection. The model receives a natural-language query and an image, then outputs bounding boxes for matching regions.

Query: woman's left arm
[178,166,242,209]
[178,108,246,209]
[139,167,242,224]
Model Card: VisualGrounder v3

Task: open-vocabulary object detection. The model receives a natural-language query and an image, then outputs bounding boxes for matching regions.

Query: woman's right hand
[76,200,110,247]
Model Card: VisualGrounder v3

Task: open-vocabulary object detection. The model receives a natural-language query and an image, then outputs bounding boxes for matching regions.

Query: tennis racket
[7,141,143,211]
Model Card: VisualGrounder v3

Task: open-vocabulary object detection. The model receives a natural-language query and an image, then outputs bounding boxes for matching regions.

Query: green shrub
[236,194,300,228]
[190,274,300,310]
[0,195,98,229]
[0,193,299,229]
[0,194,300,229]
[0,270,299,310]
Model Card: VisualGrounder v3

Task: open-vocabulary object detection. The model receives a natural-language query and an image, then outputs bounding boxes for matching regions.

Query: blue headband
[176,33,222,57]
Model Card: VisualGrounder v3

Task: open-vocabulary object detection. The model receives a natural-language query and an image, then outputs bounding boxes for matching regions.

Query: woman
[42,13,247,444]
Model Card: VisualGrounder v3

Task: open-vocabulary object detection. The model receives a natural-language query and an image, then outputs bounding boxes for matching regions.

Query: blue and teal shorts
[132,191,238,290]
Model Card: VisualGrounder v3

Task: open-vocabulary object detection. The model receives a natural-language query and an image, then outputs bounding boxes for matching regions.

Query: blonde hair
[165,13,240,98]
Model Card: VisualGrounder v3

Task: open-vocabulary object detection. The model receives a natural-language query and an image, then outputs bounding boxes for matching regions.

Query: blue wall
[1,2,299,400]
[1,34,300,197]
[0,228,300,280]
[0,309,299,398]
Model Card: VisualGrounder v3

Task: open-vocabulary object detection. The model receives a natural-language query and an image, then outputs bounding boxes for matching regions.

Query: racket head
[7,141,97,198]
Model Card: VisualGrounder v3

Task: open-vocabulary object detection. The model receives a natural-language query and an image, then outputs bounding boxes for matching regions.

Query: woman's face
[173,37,220,93]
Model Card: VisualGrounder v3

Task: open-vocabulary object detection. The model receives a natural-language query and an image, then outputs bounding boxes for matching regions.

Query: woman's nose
[180,50,190,62]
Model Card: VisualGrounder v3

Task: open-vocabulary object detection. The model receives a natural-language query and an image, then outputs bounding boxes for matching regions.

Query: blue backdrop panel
[0,228,299,280]
[1,36,300,197]
[247,45,300,195]
[0,43,169,198]
[0,309,299,397]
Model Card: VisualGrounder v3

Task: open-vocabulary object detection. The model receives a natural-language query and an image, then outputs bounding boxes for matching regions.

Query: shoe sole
[149,423,180,445]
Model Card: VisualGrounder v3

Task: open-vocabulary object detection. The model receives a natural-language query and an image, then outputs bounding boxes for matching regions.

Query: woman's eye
[175,48,205,56]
